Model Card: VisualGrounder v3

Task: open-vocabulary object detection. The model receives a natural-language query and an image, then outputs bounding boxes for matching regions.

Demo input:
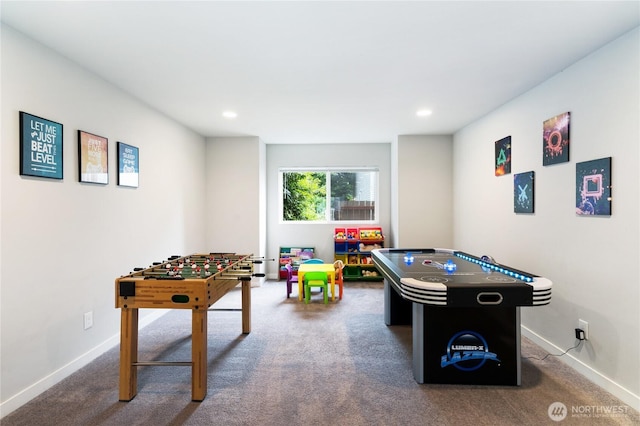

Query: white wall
[394,135,453,248]
[205,136,266,279]
[453,28,639,408]
[265,143,391,278]
[1,25,207,415]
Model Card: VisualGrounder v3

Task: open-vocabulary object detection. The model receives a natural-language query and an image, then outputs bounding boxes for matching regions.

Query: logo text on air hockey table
[441,330,500,371]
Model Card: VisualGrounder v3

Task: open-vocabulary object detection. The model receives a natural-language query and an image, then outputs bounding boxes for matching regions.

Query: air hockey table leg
[412,303,426,383]
[412,304,522,386]
[384,279,412,326]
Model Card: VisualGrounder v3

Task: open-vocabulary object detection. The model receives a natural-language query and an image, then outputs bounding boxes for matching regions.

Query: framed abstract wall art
[19,111,63,179]
[78,130,109,184]
[543,112,570,166]
[514,171,534,214]
[575,157,611,216]
[495,136,511,176]
[117,142,139,188]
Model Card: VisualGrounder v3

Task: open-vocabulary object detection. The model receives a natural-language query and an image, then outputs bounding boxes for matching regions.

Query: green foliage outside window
[331,172,356,202]
[282,172,326,221]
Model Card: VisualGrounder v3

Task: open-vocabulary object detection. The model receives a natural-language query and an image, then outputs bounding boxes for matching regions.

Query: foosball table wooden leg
[191,309,208,401]
[241,280,251,334]
[119,308,139,401]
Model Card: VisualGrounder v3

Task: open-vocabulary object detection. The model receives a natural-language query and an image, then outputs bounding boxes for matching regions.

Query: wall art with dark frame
[543,111,570,166]
[19,111,63,179]
[495,136,511,176]
[514,171,535,214]
[117,142,139,188]
[78,130,109,184]
[575,157,612,216]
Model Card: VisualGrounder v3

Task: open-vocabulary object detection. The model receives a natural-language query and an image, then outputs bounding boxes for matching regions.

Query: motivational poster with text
[20,112,63,179]
[118,142,139,187]
[79,130,109,184]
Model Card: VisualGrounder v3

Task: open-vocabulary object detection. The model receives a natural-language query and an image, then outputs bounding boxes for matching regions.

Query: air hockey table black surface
[371,248,552,386]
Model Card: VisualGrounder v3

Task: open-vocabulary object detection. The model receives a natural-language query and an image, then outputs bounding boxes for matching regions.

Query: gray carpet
[2,281,638,425]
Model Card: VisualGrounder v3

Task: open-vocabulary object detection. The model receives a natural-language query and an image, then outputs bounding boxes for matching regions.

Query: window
[280,168,378,223]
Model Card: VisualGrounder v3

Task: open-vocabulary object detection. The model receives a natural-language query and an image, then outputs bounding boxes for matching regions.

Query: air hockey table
[371,248,552,386]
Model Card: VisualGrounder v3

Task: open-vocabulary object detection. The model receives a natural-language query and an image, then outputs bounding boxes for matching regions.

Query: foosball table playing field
[115,253,264,401]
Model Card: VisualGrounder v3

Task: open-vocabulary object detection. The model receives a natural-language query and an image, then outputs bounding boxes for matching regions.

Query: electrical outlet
[578,319,589,340]
[84,311,93,330]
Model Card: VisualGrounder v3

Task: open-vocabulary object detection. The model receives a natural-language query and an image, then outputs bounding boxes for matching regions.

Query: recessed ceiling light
[416,109,432,117]
[222,111,237,119]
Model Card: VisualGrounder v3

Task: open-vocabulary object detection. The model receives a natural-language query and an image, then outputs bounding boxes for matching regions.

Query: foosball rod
[214,273,266,280]
[247,257,276,263]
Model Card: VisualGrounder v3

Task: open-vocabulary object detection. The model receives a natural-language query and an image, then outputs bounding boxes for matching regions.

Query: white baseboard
[0,309,169,419]
[522,326,640,412]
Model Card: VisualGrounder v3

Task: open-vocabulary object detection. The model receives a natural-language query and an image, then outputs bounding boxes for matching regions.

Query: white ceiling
[2,1,639,144]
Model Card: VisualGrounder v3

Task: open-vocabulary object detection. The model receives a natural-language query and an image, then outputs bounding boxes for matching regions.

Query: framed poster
[576,157,611,216]
[117,142,139,188]
[514,171,534,213]
[19,111,63,179]
[543,112,570,165]
[78,130,108,184]
[495,136,511,176]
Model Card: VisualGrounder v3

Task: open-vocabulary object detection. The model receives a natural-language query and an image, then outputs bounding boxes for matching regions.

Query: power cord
[523,339,584,361]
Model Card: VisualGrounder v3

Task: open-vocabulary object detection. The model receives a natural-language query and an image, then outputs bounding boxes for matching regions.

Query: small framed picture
[576,157,612,216]
[19,111,63,179]
[117,142,139,188]
[78,130,109,184]
[495,136,511,176]
[514,171,534,213]
[543,112,570,166]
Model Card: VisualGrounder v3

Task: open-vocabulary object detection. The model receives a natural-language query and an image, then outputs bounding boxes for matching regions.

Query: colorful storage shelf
[279,247,315,280]
[334,227,384,281]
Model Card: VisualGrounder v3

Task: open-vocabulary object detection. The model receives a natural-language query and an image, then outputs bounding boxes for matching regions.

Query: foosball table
[115,253,263,401]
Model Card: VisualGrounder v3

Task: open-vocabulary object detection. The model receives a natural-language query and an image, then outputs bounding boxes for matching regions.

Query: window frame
[279,167,380,224]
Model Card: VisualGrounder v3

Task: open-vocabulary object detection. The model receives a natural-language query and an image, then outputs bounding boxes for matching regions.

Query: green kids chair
[303,271,329,304]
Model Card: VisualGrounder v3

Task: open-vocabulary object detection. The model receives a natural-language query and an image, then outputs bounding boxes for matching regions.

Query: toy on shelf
[359,242,382,252]
[359,228,383,240]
